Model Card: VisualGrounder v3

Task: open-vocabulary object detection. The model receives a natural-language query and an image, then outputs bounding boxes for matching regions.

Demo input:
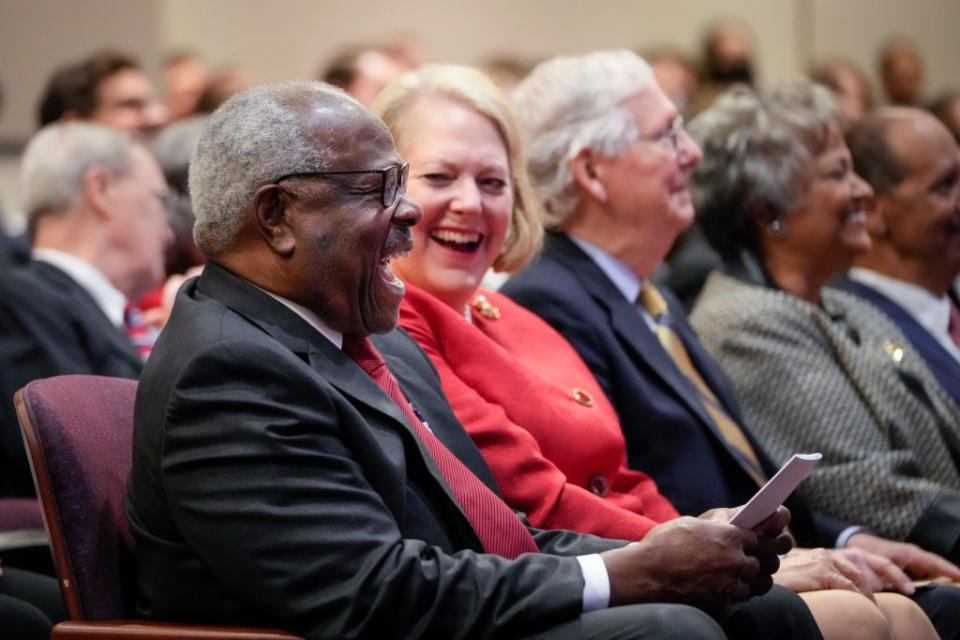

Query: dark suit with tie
[127,262,624,639]
[0,260,141,498]
[503,232,847,547]
[831,275,960,406]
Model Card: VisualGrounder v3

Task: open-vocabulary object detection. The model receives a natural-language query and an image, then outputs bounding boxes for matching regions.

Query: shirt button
[588,475,609,496]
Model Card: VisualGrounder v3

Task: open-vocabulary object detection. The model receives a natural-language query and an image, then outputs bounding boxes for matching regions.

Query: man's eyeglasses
[273,163,410,208]
[640,116,685,153]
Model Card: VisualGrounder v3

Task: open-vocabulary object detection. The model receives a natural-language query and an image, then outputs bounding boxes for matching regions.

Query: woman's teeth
[430,229,482,252]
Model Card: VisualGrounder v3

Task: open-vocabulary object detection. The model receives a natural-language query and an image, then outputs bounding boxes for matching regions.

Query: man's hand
[847,532,960,581]
[601,515,776,612]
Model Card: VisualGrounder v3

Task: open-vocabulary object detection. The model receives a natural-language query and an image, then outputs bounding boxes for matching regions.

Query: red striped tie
[343,335,539,559]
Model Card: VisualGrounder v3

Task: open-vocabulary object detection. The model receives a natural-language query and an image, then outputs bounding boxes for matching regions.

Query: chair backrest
[14,375,139,621]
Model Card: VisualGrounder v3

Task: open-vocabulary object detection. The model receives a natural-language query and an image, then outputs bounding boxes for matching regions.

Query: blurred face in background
[393,96,513,311]
[92,69,168,137]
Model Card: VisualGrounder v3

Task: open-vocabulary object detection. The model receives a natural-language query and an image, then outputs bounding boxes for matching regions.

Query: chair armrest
[52,620,302,639]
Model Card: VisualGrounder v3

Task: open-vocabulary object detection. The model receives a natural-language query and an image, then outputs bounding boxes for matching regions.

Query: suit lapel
[32,261,142,373]
[833,276,960,405]
[546,233,762,476]
[198,263,468,509]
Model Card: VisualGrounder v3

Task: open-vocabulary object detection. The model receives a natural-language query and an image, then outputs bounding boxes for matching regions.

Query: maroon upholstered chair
[15,375,300,639]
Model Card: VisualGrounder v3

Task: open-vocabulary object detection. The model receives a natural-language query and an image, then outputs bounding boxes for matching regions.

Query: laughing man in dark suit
[126,81,824,640]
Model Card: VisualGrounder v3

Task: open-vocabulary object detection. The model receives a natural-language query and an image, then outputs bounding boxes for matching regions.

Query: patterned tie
[123,304,158,361]
[342,335,539,559]
[638,281,768,488]
[949,303,960,349]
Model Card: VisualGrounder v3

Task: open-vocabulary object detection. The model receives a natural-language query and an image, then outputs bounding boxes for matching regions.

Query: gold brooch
[883,339,904,364]
[572,388,594,407]
[471,294,501,320]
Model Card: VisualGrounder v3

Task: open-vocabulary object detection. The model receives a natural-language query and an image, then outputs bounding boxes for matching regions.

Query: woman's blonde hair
[372,64,543,273]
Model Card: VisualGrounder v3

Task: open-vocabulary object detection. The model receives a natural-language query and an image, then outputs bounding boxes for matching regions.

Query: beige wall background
[1,0,958,227]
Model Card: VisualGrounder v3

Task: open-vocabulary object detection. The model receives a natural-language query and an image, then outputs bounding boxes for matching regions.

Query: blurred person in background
[0,123,173,500]
[163,51,208,121]
[38,49,168,138]
[194,64,253,114]
[690,18,756,116]
[929,92,960,144]
[879,39,925,107]
[810,58,875,126]
[321,44,408,106]
[834,107,960,404]
[688,83,960,586]
[646,48,699,118]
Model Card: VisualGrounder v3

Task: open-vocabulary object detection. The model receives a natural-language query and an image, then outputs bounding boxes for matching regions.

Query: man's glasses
[640,115,685,153]
[273,163,410,208]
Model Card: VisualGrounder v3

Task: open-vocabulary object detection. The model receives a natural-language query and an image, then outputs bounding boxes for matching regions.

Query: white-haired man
[126,81,826,639]
[504,49,960,638]
[0,122,173,499]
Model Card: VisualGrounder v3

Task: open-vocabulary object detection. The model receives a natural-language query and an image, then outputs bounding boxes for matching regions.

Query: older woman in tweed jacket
[688,82,960,565]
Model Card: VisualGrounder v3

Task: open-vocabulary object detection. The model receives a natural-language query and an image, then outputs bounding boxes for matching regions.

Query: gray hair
[189,81,358,256]
[512,50,654,228]
[689,81,843,260]
[151,114,208,195]
[20,122,135,233]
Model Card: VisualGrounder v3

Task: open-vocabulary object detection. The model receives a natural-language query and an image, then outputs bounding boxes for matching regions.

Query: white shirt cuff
[576,553,610,612]
[836,525,869,548]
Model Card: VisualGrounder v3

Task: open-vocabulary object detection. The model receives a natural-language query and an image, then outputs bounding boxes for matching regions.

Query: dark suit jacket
[832,275,960,406]
[0,260,141,497]
[503,232,846,548]
[127,262,622,640]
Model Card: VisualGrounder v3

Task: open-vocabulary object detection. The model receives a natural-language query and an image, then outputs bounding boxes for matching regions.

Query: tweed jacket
[691,270,960,560]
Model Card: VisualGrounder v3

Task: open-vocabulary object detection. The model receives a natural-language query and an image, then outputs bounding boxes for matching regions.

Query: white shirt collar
[257,287,343,349]
[848,267,960,363]
[32,248,127,327]
[569,234,642,303]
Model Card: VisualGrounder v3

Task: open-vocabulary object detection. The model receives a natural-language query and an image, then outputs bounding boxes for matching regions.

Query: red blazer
[399,284,678,541]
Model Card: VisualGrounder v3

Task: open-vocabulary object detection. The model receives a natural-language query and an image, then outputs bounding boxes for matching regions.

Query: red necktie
[124,303,158,361]
[949,303,960,349]
[343,335,538,559]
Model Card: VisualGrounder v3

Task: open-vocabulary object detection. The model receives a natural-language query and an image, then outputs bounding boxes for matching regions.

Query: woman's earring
[770,218,787,237]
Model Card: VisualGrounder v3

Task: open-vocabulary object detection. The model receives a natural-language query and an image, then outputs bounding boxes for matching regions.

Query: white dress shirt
[32,248,126,327]
[849,267,960,365]
[261,285,610,612]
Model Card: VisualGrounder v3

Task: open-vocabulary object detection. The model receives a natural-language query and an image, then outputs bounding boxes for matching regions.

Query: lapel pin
[882,339,904,364]
[471,294,501,320]
[572,388,594,407]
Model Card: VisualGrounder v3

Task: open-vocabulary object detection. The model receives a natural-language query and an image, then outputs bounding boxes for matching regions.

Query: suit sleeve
[691,298,960,558]
[399,304,673,542]
[159,339,589,640]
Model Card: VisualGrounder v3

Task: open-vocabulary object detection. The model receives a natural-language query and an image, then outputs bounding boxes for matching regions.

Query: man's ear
[252,184,296,257]
[569,148,608,204]
[81,165,115,221]
[866,194,890,238]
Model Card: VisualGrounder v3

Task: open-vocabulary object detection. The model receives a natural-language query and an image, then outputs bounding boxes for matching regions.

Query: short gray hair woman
[688,82,960,581]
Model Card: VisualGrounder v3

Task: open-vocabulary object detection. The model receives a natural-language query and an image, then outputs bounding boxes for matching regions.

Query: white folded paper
[729,453,822,529]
